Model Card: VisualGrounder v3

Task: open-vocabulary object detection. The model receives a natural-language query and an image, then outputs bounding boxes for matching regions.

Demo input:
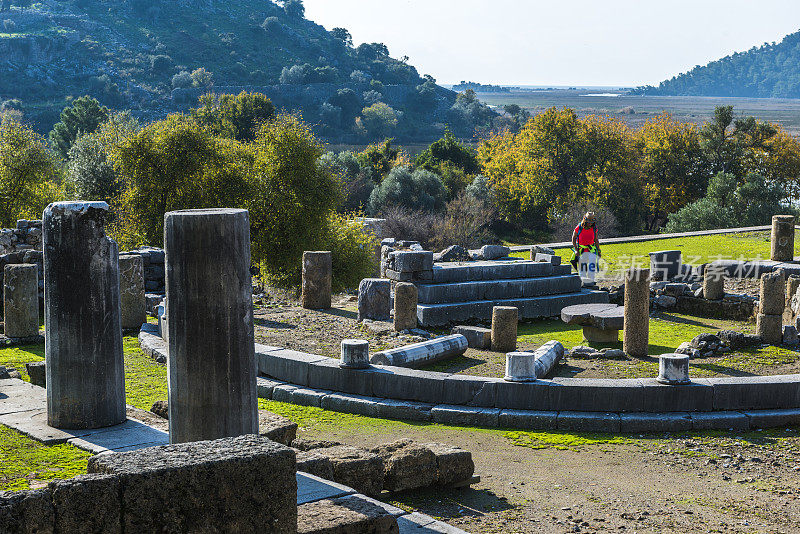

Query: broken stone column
[119,254,146,330]
[371,334,467,368]
[358,278,390,322]
[623,268,650,358]
[703,264,725,301]
[302,251,332,309]
[491,306,518,353]
[43,201,126,429]
[771,215,795,261]
[758,269,785,345]
[340,339,370,369]
[504,352,536,382]
[165,208,257,444]
[394,282,418,331]
[657,354,690,385]
[4,264,38,338]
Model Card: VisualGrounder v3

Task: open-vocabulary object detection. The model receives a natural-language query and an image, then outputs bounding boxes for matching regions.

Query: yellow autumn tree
[748,127,800,202]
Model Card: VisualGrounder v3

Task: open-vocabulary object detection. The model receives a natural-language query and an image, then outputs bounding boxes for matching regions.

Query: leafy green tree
[283,0,304,18]
[357,139,399,180]
[190,68,214,88]
[415,129,480,175]
[368,166,447,214]
[358,103,399,139]
[331,27,352,46]
[700,105,777,176]
[191,92,275,142]
[0,115,62,226]
[321,151,375,211]
[49,96,109,158]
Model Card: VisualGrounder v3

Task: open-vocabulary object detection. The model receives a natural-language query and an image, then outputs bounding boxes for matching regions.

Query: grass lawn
[511,230,800,279]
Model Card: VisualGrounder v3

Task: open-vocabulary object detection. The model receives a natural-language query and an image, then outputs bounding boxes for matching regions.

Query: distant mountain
[633,30,800,98]
[0,0,493,141]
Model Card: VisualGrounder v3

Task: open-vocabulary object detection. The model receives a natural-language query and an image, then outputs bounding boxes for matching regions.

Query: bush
[429,192,497,250]
[171,71,193,89]
[549,202,620,242]
[191,91,275,142]
[663,172,793,232]
[149,55,173,75]
[67,134,118,202]
[190,68,213,88]
[279,64,307,85]
[321,212,378,291]
[379,205,439,249]
[369,166,447,214]
[465,174,495,204]
[320,151,375,212]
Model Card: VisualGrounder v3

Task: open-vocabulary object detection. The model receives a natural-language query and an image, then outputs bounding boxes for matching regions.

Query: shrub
[149,54,173,75]
[67,134,118,202]
[379,205,439,249]
[429,192,497,250]
[465,174,495,204]
[190,68,214,88]
[320,151,375,212]
[350,70,371,84]
[191,91,275,142]
[279,64,308,85]
[321,212,378,291]
[369,166,447,214]
[359,102,399,139]
[171,71,193,89]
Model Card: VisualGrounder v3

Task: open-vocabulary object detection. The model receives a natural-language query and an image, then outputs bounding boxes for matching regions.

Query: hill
[633,30,800,98]
[0,0,495,141]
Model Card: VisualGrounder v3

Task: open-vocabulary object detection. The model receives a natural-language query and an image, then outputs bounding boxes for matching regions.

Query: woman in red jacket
[570,212,602,270]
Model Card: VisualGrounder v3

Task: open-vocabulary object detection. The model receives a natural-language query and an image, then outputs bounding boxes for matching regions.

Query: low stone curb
[139,327,800,433]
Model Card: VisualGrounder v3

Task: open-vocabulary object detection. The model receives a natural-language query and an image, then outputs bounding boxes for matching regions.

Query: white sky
[303,0,800,87]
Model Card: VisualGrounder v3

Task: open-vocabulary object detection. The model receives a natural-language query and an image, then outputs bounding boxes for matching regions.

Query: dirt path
[299,423,800,533]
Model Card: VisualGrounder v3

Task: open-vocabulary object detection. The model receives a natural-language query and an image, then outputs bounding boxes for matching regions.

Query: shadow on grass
[690,362,758,377]
[655,312,721,329]
[318,308,358,320]
[420,355,491,374]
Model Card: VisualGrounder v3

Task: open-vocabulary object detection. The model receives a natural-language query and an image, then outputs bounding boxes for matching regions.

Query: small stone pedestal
[43,201,126,430]
[657,354,690,385]
[624,268,650,358]
[583,326,619,343]
[649,250,682,281]
[491,306,518,353]
[302,251,332,310]
[771,215,795,262]
[340,339,370,369]
[4,264,39,338]
[165,208,257,444]
[703,265,725,301]
[758,269,785,345]
[504,352,536,382]
[394,282,418,332]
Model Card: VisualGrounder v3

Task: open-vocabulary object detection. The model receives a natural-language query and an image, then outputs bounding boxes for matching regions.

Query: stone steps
[416,289,609,327]
[431,260,571,284]
[416,275,582,304]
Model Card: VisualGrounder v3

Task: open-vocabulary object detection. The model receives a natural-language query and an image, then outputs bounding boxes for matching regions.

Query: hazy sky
[303,1,800,87]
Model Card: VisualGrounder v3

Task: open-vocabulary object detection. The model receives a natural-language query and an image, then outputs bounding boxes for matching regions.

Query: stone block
[451,326,491,349]
[296,451,335,481]
[371,439,438,492]
[394,282,418,332]
[759,269,786,315]
[619,413,692,433]
[302,251,332,310]
[50,474,121,534]
[639,378,714,413]
[358,279,391,322]
[771,215,795,262]
[708,375,800,410]
[373,399,433,422]
[491,306,518,353]
[648,250,682,281]
[479,245,510,260]
[430,405,500,427]
[321,393,380,417]
[498,409,557,430]
[87,435,297,533]
[307,358,382,397]
[493,380,554,410]
[259,411,298,445]
[315,446,385,497]
[25,361,45,388]
[550,378,644,412]
[534,253,561,265]
[440,375,499,406]
[0,489,54,534]
[371,335,467,368]
[256,347,329,386]
[291,386,332,408]
[389,251,434,273]
[119,255,146,330]
[370,367,446,405]
[421,442,475,487]
[743,408,800,429]
[690,411,749,431]
[256,376,283,399]
[4,264,38,338]
[297,494,398,534]
[557,411,621,433]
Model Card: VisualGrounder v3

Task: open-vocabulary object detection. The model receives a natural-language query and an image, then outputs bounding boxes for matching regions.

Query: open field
[476,89,800,135]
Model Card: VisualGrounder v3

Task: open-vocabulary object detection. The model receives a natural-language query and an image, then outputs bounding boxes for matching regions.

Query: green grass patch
[0,425,90,492]
[504,430,631,450]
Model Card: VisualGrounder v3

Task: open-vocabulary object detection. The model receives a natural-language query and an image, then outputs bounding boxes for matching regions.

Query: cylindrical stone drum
[394,282,418,332]
[623,268,650,358]
[491,306,518,353]
[759,269,785,315]
[340,339,370,369]
[504,352,536,382]
[302,251,332,309]
[757,313,783,345]
[4,264,39,338]
[657,354,690,385]
[165,208,258,444]
[43,201,126,430]
[771,215,795,262]
[703,264,725,301]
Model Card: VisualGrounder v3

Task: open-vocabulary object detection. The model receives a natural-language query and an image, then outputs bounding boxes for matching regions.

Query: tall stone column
[4,264,39,338]
[394,282,418,332]
[165,208,257,444]
[623,268,650,358]
[301,251,332,309]
[771,215,796,262]
[43,201,125,430]
[119,254,146,330]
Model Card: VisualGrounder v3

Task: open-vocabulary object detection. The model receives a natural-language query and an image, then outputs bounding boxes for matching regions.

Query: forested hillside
[0,0,497,141]
[633,30,800,98]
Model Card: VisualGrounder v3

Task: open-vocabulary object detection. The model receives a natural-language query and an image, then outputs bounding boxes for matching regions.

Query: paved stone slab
[708,374,800,411]
[430,405,500,427]
[397,513,470,533]
[691,411,750,431]
[257,348,330,386]
[557,411,621,433]
[296,471,354,505]
[743,409,800,428]
[639,378,714,413]
[620,413,693,433]
[498,409,557,430]
[67,421,168,452]
[560,303,618,325]
[550,378,645,412]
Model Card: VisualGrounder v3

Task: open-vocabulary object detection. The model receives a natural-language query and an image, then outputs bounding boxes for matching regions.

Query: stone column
[165,208,257,444]
[491,306,518,353]
[623,268,650,358]
[757,269,785,345]
[504,352,536,382]
[119,254,146,330]
[657,354,690,385]
[394,282,418,332]
[301,251,332,309]
[4,264,38,338]
[703,264,725,301]
[771,215,795,261]
[340,339,370,369]
[43,201,125,430]
[358,278,391,322]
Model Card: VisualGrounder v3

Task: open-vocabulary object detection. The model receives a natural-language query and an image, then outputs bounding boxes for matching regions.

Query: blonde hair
[582,212,596,226]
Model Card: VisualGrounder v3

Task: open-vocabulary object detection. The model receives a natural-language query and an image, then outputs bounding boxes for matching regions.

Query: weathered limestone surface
[4,263,38,338]
[302,251,332,309]
[703,264,726,301]
[393,282,418,332]
[771,215,795,261]
[452,325,491,349]
[623,268,650,358]
[371,335,467,368]
[43,201,125,430]
[340,339,370,369]
[505,352,536,382]
[491,306,518,353]
[119,254,146,330]
[165,208,257,444]
[657,354,691,385]
[757,313,783,345]
[760,269,786,315]
[371,439,438,492]
[357,278,391,322]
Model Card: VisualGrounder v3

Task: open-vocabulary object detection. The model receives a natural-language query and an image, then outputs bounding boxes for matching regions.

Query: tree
[358,103,399,139]
[49,96,109,158]
[415,129,480,175]
[171,71,193,89]
[191,92,275,142]
[0,115,61,227]
[283,0,304,18]
[321,151,375,212]
[357,139,400,180]
[328,88,362,123]
[331,27,352,47]
[699,105,776,177]
[368,166,447,214]
[190,68,214,88]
